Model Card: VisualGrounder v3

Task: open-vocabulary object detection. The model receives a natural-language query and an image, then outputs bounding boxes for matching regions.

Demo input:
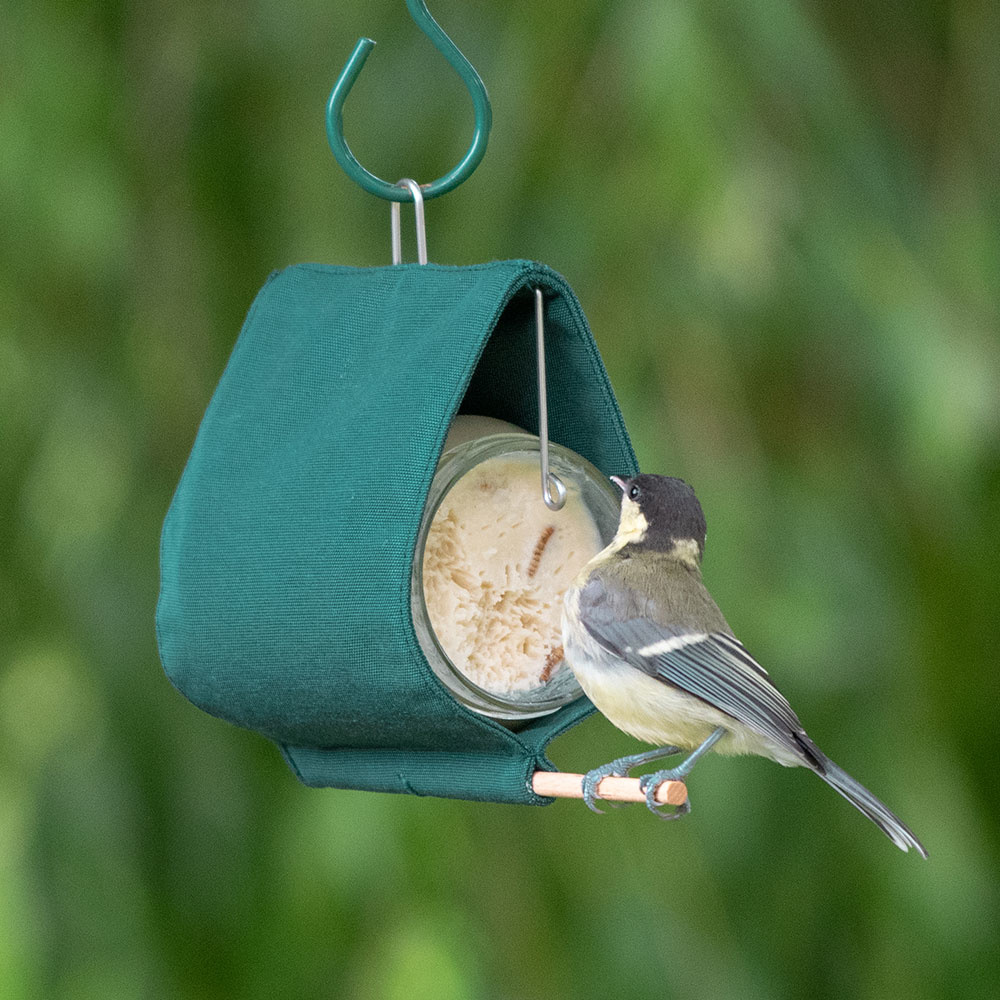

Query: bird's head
[609,474,707,564]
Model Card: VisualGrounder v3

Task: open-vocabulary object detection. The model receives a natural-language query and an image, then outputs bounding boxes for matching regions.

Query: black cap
[615,474,707,554]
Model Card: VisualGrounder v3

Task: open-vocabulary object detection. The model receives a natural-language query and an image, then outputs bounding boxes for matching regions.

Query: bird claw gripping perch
[639,774,692,820]
[580,746,683,814]
[634,727,725,819]
[580,728,726,818]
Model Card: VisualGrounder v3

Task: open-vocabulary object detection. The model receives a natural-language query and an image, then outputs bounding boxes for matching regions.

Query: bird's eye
[629,485,640,500]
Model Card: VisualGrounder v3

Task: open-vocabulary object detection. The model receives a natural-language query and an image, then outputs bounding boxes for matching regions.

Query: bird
[561,473,927,857]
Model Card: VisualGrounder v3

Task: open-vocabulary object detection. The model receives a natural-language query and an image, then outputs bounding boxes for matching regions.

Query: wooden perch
[532,771,688,806]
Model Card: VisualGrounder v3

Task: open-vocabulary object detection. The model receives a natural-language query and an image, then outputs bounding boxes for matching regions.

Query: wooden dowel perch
[532,771,688,806]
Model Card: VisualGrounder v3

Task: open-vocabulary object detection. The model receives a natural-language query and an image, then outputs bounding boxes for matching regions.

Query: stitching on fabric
[293,260,536,278]
[279,743,308,783]
[522,756,553,806]
[287,744,552,803]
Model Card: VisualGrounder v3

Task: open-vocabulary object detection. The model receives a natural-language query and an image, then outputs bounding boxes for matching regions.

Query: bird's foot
[639,768,691,820]
[581,746,681,814]
[635,728,727,820]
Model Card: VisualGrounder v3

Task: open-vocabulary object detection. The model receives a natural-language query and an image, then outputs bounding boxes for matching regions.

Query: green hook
[326,0,492,202]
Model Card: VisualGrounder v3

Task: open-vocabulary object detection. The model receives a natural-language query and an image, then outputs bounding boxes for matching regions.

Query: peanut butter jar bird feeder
[156,0,687,811]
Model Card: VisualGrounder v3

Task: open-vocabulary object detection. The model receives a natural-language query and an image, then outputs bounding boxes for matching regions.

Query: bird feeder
[156,1,661,806]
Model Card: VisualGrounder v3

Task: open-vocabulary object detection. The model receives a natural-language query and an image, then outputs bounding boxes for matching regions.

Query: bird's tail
[809,748,927,858]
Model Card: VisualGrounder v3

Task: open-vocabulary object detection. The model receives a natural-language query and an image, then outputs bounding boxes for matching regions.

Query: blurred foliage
[2,0,999,997]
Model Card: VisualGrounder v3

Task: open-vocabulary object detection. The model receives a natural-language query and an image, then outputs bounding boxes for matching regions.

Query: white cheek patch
[671,537,702,565]
[617,500,648,540]
[636,633,709,657]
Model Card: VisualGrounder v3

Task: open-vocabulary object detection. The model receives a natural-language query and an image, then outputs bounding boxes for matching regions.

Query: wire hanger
[326,0,493,203]
[326,2,564,511]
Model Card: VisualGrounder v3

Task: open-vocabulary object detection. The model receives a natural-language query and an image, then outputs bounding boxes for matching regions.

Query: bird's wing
[583,615,823,768]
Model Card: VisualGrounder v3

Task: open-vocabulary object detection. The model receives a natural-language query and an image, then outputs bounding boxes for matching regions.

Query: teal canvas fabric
[157,260,637,803]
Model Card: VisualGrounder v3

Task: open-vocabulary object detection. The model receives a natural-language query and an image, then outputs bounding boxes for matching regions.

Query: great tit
[562,473,927,857]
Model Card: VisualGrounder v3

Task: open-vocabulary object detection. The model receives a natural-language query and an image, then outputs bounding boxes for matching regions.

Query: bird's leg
[638,727,726,820]
[581,746,682,814]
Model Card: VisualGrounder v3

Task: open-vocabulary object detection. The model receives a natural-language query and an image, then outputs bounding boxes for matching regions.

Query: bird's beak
[610,476,627,493]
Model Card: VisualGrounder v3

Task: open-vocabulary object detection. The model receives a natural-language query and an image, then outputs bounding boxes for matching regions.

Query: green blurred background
[2,0,998,997]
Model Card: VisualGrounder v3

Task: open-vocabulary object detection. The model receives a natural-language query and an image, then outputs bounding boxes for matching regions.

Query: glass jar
[411,428,622,722]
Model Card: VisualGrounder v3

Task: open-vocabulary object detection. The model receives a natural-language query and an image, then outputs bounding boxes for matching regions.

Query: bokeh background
[2,0,998,997]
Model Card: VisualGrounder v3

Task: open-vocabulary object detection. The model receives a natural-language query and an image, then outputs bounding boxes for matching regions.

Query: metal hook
[391,179,428,264]
[535,288,566,511]
[326,0,492,203]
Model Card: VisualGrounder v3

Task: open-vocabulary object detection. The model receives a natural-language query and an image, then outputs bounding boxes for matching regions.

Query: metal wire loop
[391,179,428,264]
[535,288,567,511]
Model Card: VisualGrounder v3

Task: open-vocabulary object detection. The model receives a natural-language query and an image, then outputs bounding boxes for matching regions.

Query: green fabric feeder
[157,2,640,804]
[157,260,637,803]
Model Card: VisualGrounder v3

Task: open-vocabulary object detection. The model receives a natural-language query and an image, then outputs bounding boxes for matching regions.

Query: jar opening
[411,431,621,721]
